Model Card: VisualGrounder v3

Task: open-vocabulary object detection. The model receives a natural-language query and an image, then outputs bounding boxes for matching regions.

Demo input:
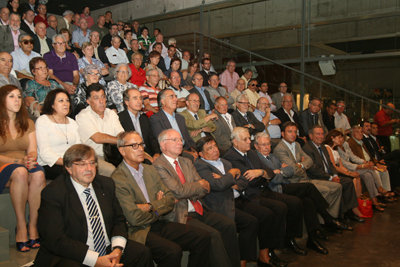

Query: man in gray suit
[273,121,342,218]
[0,12,26,53]
[57,10,74,34]
[271,82,298,113]
[111,131,211,267]
[153,129,240,267]
[212,97,236,151]
[299,96,328,136]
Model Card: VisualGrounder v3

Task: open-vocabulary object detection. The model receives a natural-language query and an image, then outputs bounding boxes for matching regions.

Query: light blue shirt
[195,86,210,112]
[10,48,41,72]
[253,109,281,138]
[127,110,143,139]
[123,161,150,203]
[164,56,171,70]
[162,109,185,144]
[72,28,91,48]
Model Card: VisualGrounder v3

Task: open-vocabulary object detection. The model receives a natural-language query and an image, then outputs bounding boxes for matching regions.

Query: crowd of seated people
[1,3,400,267]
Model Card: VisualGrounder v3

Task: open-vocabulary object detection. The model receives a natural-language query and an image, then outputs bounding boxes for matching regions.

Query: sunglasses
[21,39,34,45]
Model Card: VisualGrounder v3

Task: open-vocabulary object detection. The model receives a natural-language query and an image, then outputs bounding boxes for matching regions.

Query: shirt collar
[123,160,143,176]
[282,138,295,148]
[163,153,179,166]
[162,109,175,120]
[254,109,265,116]
[237,109,247,117]
[70,176,93,196]
[352,136,364,146]
[233,146,246,157]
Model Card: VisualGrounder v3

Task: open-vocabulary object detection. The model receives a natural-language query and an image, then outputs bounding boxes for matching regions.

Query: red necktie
[174,160,203,215]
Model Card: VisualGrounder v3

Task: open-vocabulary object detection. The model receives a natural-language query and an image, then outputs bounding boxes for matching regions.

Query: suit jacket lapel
[159,154,182,183]
[120,162,150,202]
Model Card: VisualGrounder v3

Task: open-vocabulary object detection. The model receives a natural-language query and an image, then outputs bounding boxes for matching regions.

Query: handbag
[357,198,373,218]
[103,143,123,167]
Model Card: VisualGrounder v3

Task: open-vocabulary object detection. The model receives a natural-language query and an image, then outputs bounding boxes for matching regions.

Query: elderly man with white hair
[105,36,129,67]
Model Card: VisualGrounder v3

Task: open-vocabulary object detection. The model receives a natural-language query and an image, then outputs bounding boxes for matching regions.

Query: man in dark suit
[191,73,215,113]
[112,132,211,267]
[118,88,160,163]
[231,94,264,140]
[303,125,359,221]
[153,129,241,267]
[254,132,354,254]
[271,82,298,113]
[149,89,198,161]
[322,102,336,132]
[274,94,307,146]
[89,30,111,68]
[362,121,400,194]
[19,9,35,38]
[195,136,288,267]
[299,96,328,137]
[212,97,236,151]
[32,22,52,55]
[33,144,153,267]
[223,127,308,257]
[200,58,217,87]
[19,0,37,14]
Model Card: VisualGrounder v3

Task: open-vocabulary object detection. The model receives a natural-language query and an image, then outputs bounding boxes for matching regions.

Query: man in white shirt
[167,70,189,113]
[181,50,190,71]
[33,143,153,267]
[258,81,276,111]
[334,100,351,134]
[105,36,129,67]
[148,33,167,58]
[76,84,124,176]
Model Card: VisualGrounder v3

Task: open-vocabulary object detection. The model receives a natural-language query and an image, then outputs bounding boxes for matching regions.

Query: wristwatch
[148,203,154,211]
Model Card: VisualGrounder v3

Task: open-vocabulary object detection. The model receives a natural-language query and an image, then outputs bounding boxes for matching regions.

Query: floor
[5,200,400,267]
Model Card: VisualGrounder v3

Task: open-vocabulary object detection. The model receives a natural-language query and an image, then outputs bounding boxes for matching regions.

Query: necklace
[51,115,68,144]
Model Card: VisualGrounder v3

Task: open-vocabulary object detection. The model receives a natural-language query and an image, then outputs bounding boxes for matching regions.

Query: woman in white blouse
[35,89,81,180]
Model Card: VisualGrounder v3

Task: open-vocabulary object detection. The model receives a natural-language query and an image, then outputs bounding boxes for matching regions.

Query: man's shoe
[316,230,329,241]
[284,238,307,256]
[344,213,365,223]
[257,258,273,267]
[307,240,329,254]
[326,219,353,231]
[268,250,288,267]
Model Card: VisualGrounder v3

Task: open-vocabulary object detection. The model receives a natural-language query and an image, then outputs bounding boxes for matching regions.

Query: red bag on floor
[357,198,373,218]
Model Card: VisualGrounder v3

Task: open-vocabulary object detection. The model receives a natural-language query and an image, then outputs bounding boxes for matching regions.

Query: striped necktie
[83,188,107,256]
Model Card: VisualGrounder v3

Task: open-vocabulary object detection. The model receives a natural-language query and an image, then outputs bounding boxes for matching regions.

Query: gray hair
[146,69,158,77]
[117,131,140,148]
[115,63,132,79]
[83,64,102,79]
[192,72,202,82]
[236,94,249,103]
[63,10,73,17]
[254,132,271,145]
[351,125,361,134]
[185,92,198,101]
[168,38,176,45]
[157,129,177,151]
[52,34,66,44]
[18,33,31,43]
[337,100,345,106]
[227,59,236,66]
[89,30,99,37]
[308,125,324,135]
[231,127,249,142]
[111,36,120,42]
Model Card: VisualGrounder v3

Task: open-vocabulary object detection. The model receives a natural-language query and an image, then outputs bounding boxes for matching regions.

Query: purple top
[43,50,79,83]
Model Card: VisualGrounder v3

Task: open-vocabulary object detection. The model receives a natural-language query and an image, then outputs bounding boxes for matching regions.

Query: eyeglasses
[188,99,200,103]
[121,142,146,150]
[283,100,293,103]
[88,72,101,77]
[163,138,183,143]
[35,66,48,71]
[238,102,249,105]
[21,39,34,45]
[54,42,66,46]
[117,71,129,74]
[73,161,97,168]
[170,76,180,79]
[249,84,257,87]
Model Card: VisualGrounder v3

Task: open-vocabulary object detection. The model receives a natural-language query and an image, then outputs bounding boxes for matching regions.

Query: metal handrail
[172,30,399,114]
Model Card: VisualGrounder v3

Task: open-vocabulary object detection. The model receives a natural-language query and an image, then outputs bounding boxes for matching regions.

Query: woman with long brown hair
[0,85,46,252]
[325,129,386,212]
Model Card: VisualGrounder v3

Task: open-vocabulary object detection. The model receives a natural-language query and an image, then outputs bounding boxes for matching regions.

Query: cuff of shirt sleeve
[111,236,127,252]
[328,176,333,181]
[83,249,99,267]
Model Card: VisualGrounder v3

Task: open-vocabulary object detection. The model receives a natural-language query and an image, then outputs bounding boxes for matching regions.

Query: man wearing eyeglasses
[111,131,211,267]
[219,60,239,93]
[44,34,79,95]
[191,72,214,113]
[153,129,240,267]
[10,33,40,81]
[271,82,299,113]
[231,94,264,141]
[76,84,124,176]
[299,96,328,137]
[253,97,282,146]
[167,70,189,113]
[33,144,154,267]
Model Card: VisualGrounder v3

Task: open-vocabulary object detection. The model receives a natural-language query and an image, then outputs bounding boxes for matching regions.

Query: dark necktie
[312,114,318,125]
[318,147,332,175]
[366,138,379,159]
[244,154,255,169]
[194,114,199,120]
[83,188,107,256]
[174,160,203,215]
[244,113,250,124]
